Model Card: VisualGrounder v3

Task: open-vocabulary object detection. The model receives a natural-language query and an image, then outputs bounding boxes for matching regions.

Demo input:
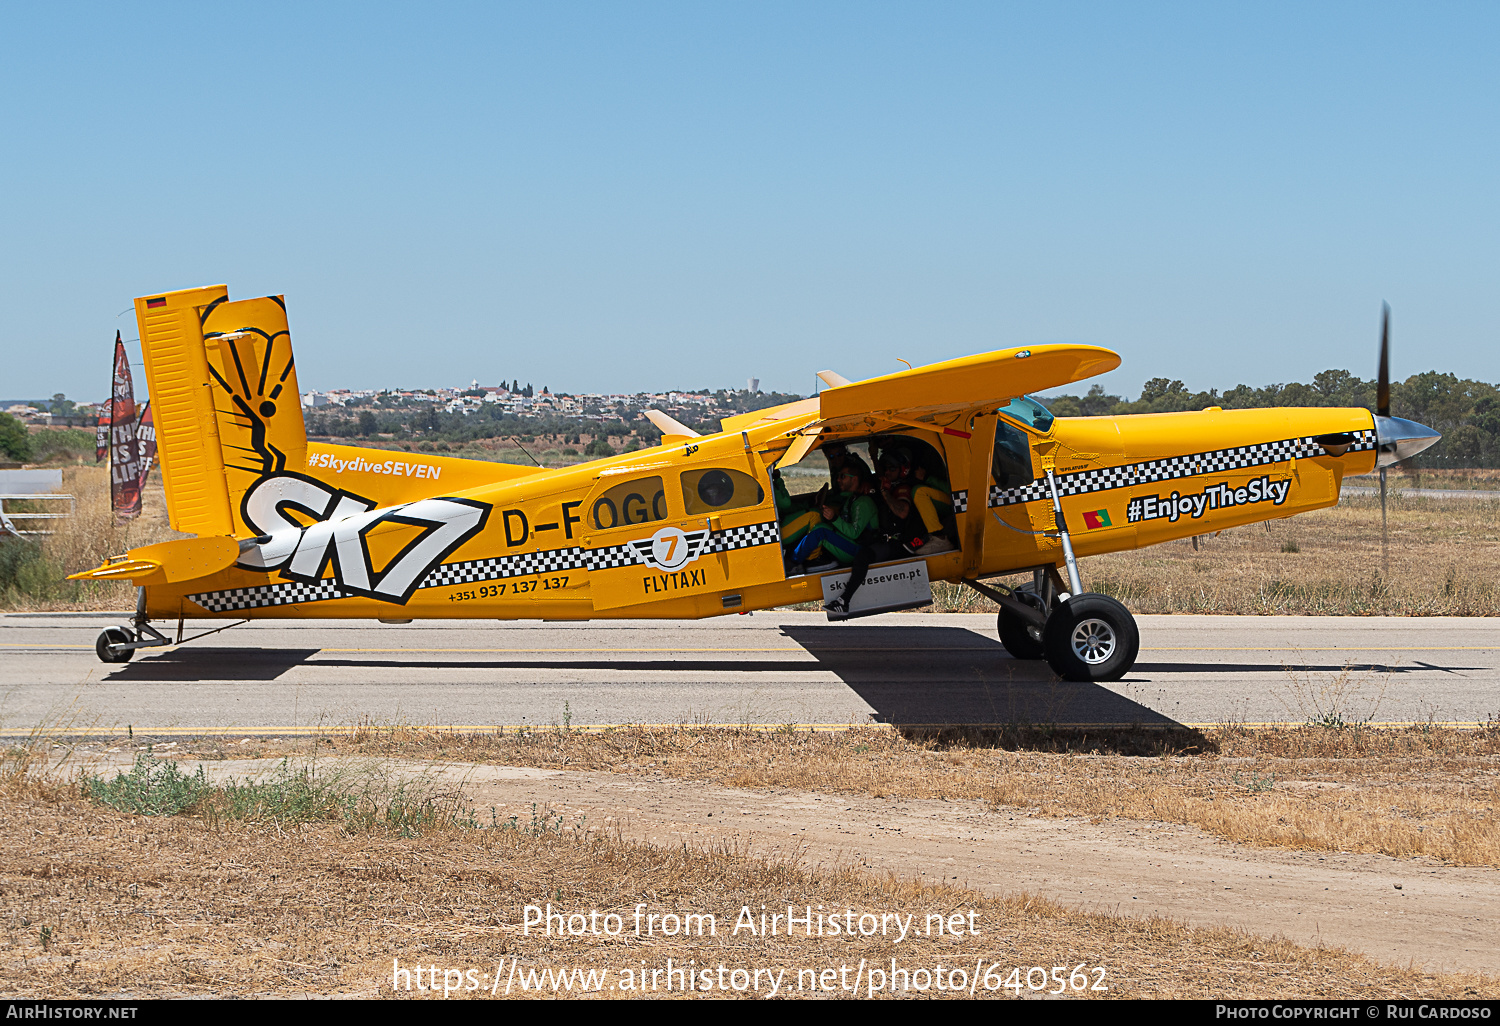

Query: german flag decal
[145,297,167,308]
[1082,508,1112,530]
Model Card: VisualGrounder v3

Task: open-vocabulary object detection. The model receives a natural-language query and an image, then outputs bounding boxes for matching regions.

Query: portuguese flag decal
[1082,508,1112,530]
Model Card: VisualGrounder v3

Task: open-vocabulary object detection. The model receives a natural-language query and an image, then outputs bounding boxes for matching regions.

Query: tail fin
[135,286,307,538]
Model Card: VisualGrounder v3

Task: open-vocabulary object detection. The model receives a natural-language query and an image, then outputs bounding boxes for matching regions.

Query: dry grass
[46,467,181,576]
[0,764,1493,999]
[1350,469,1500,490]
[228,723,1500,869]
[921,491,1500,616]
[1056,493,1499,615]
[2,466,183,610]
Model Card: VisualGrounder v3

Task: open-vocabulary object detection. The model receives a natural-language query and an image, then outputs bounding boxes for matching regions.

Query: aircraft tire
[1041,594,1138,682]
[997,603,1046,660]
[96,628,134,663]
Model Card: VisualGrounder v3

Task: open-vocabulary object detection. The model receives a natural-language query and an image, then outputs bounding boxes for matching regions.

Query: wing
[818,344,1119,424]
[746,344,1120,467]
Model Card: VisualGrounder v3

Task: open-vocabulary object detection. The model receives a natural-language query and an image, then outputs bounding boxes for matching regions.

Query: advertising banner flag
[109,332,143,519]
[94,410,108,462]
[134,401,156,486]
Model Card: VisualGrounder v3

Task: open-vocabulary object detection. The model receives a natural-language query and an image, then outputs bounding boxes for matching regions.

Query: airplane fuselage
[139,405,1379,623]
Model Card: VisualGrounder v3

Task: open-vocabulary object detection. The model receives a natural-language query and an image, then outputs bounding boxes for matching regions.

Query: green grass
[0,537,66,606]
[78,753,575,839]
[80,754,208,816]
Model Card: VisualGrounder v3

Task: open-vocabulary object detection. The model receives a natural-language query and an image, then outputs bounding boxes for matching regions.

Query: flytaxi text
[643,568,709,595]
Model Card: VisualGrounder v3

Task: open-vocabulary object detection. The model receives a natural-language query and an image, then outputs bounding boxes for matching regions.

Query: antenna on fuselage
[509,436,543,467]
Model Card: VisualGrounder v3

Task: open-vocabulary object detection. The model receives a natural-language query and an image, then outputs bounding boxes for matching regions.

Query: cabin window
[992,420,1036,489]
[681,467,765,515]
[590,476,668,530]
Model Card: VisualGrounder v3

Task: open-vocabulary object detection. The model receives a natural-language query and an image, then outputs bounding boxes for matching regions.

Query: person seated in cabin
[910,447,950,501]
[874,450,927,546]
[876,447,956,554]
[772,467,796,517]
[823,442,852,486]
[776,440,849,526]
[823,462,920,612]
[784,456,879,572]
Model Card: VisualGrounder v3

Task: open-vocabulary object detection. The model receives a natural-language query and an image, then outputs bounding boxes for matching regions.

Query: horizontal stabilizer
[67,559,162,582]
[68,536,239,585]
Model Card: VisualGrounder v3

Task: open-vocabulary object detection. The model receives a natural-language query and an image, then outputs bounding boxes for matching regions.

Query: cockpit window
[992,420,1036,489]
[996,395,1054,434]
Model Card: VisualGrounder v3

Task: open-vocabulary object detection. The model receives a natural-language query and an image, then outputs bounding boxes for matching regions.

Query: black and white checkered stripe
[987,430,1376,509]
[586,542,643,571]
[421,547,588,589]
[190,546,589,613]
[189,578,347,613]
[189,519,787,613]
[950,490,968,514]
[702,520,781,554]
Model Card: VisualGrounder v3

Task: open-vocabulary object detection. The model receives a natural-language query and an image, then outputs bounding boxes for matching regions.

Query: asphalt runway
[2,611,1497,737]
[1343,485,1500,500]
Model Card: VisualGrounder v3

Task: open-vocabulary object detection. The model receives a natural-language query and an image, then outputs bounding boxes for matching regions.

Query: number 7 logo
[641,526,699,571]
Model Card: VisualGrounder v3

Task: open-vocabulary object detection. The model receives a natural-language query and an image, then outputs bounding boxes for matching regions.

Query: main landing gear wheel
[1041,593,1139,682]
[96,627,135,663]
[997,596,1046,660]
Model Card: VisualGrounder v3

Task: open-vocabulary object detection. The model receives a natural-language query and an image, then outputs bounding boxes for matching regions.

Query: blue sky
[2,2,1496,401]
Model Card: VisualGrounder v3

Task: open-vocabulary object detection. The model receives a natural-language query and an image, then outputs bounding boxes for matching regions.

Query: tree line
[11,368,1495,468]
[1041,369,1497,468]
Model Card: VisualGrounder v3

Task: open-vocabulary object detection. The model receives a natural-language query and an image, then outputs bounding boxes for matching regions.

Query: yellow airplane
[75,286,1439,681]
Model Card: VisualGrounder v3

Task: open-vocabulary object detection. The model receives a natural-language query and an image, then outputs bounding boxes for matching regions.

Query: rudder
[201,294,307,530]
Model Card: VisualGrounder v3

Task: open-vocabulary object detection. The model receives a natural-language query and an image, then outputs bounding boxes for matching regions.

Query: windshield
[996,395,1054,434]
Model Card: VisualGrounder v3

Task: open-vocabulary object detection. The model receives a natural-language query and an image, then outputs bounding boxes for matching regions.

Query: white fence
[0,469,72,537]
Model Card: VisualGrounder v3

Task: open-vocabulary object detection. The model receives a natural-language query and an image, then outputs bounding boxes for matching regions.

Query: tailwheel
[997,593,1046,660]
[95,627,135,663]
[1042,593,1139,682]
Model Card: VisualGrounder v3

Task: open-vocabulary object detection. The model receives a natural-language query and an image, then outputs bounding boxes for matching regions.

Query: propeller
[1370,303,1443,575]
[1377,304,1391,418]
[1379,303,1389,573]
